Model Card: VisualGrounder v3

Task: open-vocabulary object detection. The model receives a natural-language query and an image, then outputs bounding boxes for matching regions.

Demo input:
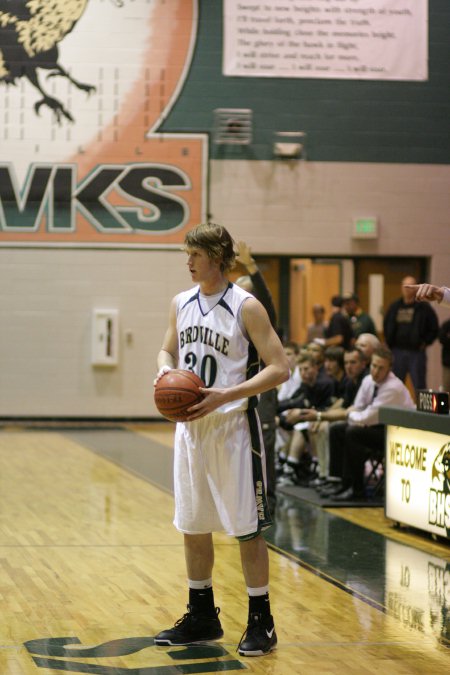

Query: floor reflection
[266,495,450,646]
[384,539,449,645]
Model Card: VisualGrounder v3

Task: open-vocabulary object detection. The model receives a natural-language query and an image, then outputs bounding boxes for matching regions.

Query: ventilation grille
[213,108,252,145]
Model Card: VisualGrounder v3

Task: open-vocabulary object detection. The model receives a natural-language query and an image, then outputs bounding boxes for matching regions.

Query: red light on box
[417,390,449,415]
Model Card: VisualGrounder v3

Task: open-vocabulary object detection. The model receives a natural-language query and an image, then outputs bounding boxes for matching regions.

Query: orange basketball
[154,369,205,422]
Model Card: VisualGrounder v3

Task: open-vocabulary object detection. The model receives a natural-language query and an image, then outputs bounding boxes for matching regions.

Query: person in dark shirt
[277,353,333,485]
[299,348,368,489]
[235,241,278,511]
[439,318,450,394]
[342,293,377,339]
[324,295,353,351]
[383,276,439,392]
[323,346,347,404]
[341,352,369,408]
[306,340,326,379]
[277,354,334,416]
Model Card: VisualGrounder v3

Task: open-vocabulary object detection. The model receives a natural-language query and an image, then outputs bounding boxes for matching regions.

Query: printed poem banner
[223,0,428,81]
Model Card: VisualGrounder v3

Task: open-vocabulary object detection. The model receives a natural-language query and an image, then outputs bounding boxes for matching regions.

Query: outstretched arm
[404,283,450,307]
[237,241,277,327]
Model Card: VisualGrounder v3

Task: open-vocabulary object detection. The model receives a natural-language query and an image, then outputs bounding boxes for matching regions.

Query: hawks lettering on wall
[0,163,190,233]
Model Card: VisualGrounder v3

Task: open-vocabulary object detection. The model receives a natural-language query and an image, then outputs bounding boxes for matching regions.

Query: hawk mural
[0,0,106,122]
[0,0,206,245]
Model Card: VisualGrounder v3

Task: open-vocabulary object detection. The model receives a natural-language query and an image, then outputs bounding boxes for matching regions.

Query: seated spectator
[323,346,415,502]
[343,348,370,408]
[277,353,334,486]
[324,295,353,350]
[342,293,377,339]
[306,340,326,378]
[278,340,301,399]
[305,345,346,487]
[275,340,301,463]
[355,332,380,361]
[324,346,346,404]
[301,348,369,488]
[307,304,328,342]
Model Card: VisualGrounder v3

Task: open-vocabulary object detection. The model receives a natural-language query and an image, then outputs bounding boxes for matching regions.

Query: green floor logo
[24,636,247,673]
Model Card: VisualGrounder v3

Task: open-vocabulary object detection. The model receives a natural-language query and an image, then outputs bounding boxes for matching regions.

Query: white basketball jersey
[176,282,259,414]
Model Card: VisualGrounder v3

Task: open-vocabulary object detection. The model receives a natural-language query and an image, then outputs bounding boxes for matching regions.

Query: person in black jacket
[439,318,450,394]
[324,295,353,350]
[235,241,278,511]
[383,276,439,392]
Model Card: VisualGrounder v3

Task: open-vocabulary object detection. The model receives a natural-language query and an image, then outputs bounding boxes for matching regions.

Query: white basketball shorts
[173,407,272,539]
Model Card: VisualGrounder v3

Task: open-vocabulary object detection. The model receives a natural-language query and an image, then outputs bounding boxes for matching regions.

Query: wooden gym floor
[0,422,448,674]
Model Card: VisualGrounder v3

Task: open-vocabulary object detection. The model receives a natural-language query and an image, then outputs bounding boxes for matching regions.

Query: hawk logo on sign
[431,441,450,491]
[0,0,206,246]
[429,441,450,536]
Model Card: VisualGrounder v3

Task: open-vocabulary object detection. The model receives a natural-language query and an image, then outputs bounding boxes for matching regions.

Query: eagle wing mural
[0,0,99,123]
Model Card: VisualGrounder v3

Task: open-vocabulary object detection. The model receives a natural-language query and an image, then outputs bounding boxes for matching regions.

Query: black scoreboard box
[417,390,449,415]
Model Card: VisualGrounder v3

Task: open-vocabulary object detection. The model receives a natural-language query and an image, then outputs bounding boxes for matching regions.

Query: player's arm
[189,298,289,418]
[156,297,178,378]
[242,297,290,394]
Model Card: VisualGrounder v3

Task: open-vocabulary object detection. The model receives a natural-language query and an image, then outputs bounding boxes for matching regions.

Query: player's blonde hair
[184,223,236,272]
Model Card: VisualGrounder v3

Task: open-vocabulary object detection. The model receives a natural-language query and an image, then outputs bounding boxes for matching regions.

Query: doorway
[252,255,428,344]
[289,258,346,344]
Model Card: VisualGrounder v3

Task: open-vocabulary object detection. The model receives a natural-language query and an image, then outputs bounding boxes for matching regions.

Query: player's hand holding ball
[153,365,172,386]
[154,369,205,422]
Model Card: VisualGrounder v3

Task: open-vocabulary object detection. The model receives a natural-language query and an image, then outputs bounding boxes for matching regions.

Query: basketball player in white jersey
[153,223,289,656]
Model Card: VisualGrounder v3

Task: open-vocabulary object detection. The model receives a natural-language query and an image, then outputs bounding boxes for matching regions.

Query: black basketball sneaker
[237,612,277,656]
[154,604,223,645]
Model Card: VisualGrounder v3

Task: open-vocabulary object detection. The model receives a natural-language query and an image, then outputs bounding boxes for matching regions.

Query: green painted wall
[162,1,450,164]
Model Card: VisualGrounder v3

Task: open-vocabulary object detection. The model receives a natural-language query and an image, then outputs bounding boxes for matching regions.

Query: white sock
[247,584,269,597]
[188,577,212,590]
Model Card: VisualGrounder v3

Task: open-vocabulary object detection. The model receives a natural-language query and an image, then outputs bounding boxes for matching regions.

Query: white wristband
[153,365,172,386]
